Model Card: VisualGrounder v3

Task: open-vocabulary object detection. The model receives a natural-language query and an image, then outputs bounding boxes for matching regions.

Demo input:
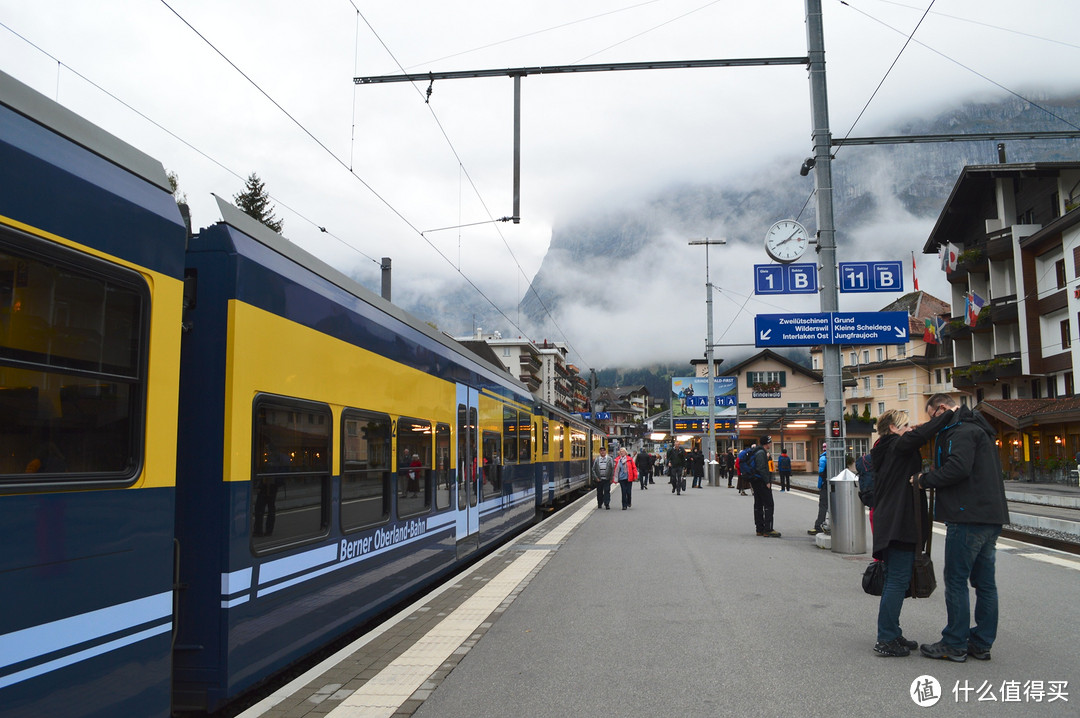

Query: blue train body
[0,71,599,717]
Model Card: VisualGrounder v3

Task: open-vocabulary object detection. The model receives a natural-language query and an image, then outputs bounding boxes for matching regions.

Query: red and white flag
[912,251,919,291]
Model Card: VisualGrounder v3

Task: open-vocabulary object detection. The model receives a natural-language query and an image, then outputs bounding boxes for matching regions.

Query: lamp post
[689,238,726,484]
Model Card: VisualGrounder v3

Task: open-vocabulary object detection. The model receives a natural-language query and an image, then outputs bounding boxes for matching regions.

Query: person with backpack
[749,436,780,537]
[667,443,686,495]
[777,449,792,491]
[808,442,830,536]
[736,443,756,496]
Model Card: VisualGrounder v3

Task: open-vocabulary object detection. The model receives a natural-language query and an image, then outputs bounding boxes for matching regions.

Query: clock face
[764,220,810,263]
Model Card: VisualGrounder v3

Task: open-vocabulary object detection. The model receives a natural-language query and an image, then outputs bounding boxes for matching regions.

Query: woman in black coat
[869,408,950,657]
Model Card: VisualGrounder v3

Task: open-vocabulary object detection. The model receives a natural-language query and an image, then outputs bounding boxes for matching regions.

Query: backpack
[854,452,874,508]
[737,448,754,478]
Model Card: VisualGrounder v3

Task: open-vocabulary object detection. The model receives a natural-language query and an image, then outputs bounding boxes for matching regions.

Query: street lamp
[688,237,726,485]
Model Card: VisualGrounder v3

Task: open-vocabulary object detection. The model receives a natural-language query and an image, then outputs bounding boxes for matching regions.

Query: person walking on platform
[915,394,1010,663]
[750,436,780,537]
[808,443,830,535]
[777,449,792,491]
[613,447,638,509]
[635,448,652,490]
[667,443,686,495]
[690,446,705,488]
[870,408,950,657]
[592,446,615,510]
[724,449,736,488]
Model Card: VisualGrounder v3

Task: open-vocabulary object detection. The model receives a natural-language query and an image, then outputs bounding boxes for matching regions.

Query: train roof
[0,70,173,193]
[211,195,532,396]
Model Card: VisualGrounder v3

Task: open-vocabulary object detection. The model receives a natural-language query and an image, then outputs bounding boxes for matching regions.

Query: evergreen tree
[233,172,283,232]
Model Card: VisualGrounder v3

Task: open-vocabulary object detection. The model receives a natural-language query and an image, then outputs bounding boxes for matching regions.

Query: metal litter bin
[829,472,866,554]
[707,462,718,486]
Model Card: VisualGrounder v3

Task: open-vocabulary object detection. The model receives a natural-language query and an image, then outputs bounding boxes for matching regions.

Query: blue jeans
[877,546,914,643]
[619,479,632,507]
[941,523,1001,649]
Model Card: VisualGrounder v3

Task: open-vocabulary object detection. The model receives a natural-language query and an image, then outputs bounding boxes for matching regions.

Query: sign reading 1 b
[754,263,818,295]
[839,261,903,293]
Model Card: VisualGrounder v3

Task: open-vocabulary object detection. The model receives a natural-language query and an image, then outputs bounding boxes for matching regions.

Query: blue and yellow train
[0,70,601,718]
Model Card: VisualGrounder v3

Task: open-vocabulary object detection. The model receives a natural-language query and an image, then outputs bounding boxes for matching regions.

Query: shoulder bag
[909,481,937,599]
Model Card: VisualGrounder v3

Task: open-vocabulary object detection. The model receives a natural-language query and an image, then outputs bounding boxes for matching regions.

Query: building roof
[978,398,1080,430]
[922,162,1080,254]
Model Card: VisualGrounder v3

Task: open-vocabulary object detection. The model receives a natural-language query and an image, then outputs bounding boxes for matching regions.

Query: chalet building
[921,161,1080,478]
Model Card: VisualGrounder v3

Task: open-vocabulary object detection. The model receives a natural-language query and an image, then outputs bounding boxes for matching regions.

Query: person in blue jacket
[808,442,830,535]
[777,449,792,491]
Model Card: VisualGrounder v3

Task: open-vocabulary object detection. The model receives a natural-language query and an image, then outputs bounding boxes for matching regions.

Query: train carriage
[0,71,188,718]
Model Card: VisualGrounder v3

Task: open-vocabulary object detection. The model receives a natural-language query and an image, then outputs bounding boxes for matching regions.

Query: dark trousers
[751,480,774,532]
[815,481,829,530]
[670,467,683,494]
[596,480,611,508]
[779,472,791,491]
[619,479,632,508]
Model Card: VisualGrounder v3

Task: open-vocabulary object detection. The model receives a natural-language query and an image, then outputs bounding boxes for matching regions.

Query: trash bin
[706,461,718,486]
[829,472,866,554]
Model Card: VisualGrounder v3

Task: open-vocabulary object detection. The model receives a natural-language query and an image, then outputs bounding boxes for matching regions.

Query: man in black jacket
[915,395,1010,663]
[750,436,780,537]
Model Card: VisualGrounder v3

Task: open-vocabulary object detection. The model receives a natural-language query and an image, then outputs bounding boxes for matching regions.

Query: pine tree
[233,172,283,233]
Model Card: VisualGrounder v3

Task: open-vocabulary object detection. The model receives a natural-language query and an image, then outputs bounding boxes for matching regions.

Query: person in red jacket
[613,447,638,510]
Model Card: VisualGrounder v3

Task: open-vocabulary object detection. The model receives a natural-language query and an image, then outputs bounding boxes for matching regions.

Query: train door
[455,384,480,557]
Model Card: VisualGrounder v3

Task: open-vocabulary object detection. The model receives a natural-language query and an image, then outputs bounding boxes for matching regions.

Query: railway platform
[241,477,1079,718]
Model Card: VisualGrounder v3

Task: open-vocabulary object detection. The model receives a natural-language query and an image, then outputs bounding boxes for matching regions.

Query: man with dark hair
[916,393,1010,662]
[750,436,780,537]
[667,442,687,495]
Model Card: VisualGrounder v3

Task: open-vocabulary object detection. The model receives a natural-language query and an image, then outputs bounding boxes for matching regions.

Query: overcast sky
[2,1,1078,369]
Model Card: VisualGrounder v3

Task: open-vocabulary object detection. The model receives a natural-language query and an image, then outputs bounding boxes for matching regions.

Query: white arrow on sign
[760,329,772,341]
[894,327,906,338]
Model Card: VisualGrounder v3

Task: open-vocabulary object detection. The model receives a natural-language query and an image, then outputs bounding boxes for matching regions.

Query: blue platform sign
[754,263,818,294]
[839,261,904,293]
[755,311,909,346]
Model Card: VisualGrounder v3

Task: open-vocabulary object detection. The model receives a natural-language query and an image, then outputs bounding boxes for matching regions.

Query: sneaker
[807,528,821,535]
[756,532,766,536]
[967,642,992,661]
[764,530,782,537]
[898,636,918,651]
[920,641,967,662]
[874,639,911,657]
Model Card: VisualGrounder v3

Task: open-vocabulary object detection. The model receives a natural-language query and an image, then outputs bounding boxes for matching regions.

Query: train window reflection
[434,423,451,510]
[397,417,431,518]
[252,399,330,551]
[341,410,391,532]
[0,232,147,485]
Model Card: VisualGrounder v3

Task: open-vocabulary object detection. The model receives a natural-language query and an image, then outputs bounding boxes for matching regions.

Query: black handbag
[910,482,937,599]
[861,560,885,596]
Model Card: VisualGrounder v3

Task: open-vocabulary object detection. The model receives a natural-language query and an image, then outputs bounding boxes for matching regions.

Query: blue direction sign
[839,261,904,293]
[755,311,909,347]
[754,263,818,295]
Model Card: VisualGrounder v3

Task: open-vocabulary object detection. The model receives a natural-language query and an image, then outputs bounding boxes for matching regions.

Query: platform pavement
[409,480,1079,718]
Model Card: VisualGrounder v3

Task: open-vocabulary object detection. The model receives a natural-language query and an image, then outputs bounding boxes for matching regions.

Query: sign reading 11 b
[839,261,904,293]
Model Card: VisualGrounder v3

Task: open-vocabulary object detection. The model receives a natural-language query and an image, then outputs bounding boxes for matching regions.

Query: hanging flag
[939,245,947,271]
[923,318,938,344]
[965,291,986,326]
[912,251,919,291]
[946,243,959,273]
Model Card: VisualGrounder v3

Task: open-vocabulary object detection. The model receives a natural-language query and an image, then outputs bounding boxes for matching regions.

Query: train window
[502,404,518,464]
[482,430,501,495]
[434,423,451,510]
[519,411,531,463]
[542,420,549,456]
[252,399,330,551]
[397,417,431,518]
[341,410,391,532]
[0,231,148,488]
